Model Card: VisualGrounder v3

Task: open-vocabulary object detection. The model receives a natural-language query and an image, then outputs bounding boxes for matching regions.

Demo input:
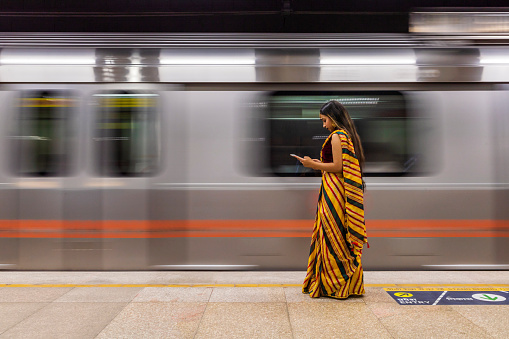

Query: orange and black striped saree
[302,129,367,299]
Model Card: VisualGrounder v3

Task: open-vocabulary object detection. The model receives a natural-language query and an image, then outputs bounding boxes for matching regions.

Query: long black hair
[319,100,365,173]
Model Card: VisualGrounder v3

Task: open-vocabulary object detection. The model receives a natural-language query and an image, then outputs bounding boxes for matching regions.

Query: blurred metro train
[0,33,508,270]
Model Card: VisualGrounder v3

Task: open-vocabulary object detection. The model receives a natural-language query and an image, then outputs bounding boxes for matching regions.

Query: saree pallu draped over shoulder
[302,129,367,299]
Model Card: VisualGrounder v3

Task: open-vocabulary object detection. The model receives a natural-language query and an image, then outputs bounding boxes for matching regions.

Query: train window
[11,91,75,176]
[93,91,159,177]
[266,91,409,177]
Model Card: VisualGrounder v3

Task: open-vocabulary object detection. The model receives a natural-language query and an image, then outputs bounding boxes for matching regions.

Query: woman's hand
[294,155,321,170]
[293,134,343,173]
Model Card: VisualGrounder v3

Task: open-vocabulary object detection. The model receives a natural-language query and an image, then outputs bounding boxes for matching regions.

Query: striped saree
[302,129,367,299]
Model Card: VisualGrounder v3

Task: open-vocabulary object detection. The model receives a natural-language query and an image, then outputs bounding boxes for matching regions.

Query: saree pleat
[303,129,367,299]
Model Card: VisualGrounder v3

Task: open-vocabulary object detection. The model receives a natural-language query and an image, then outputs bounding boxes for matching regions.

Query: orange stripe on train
[0,219,507,238]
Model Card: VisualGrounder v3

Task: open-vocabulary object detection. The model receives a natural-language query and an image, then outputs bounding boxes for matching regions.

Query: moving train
[0,33,508,270]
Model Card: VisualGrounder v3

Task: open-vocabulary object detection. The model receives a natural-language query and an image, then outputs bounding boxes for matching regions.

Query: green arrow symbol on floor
[481,294,498,301]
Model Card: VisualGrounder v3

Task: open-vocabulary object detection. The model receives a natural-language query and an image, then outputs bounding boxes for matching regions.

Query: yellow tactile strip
[0,284,507,288]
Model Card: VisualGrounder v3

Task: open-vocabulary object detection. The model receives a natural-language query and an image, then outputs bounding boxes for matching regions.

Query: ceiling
[0,1,507,33]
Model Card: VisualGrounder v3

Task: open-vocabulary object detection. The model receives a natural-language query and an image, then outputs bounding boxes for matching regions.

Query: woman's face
[320,114,335,132]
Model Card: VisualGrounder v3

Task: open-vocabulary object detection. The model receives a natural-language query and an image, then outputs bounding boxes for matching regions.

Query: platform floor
[0,271,508,338]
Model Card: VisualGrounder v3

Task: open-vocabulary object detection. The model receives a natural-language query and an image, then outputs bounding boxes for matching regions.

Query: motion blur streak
[0,32,507,270]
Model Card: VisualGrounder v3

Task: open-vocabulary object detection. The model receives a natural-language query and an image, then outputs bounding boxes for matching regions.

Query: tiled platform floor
[0,271,508,338]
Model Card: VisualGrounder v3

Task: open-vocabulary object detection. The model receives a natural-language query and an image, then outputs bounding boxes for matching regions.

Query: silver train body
[0,33,508,270]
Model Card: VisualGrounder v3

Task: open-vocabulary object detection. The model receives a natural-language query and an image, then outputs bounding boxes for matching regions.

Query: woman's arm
[297,134,343,173]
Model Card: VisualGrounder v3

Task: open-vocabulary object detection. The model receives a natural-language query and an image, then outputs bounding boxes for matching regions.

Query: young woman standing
[292,100,367,299]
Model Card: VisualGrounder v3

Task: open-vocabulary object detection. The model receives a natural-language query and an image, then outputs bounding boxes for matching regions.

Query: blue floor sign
[385,288,509,305]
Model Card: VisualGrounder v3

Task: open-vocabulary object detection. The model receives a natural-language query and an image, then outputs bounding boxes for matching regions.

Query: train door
[6,88,79,269]
[86,86,166,270]
[146,90,189,269]
[494,86,509,267]
[0,89,19,270]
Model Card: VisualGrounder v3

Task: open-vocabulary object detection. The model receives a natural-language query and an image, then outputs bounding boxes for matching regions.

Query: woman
[292,100,367,299]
